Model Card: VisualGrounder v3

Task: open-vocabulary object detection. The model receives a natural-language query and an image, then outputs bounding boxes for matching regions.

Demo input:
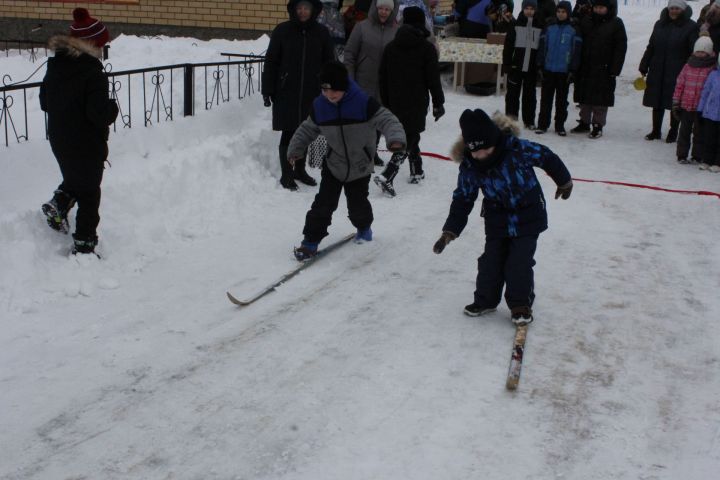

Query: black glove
[555,180,573,200]
[433,105,445,122]
[433,231,457,254]
[263,95,272,107]
[639,68,648,77]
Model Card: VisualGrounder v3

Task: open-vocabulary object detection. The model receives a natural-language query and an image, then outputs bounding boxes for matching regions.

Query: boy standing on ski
[288,61,406,260]
[433,109,572,325]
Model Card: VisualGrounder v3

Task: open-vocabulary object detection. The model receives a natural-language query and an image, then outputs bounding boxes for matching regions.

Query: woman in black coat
[40,12,118,256]
[262,0,336,190]
[640,1,698,142]
[571,0,627,138]
[375,6,445,193]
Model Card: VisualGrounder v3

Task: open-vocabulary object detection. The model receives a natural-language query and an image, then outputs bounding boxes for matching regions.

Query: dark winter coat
[39,36,118,186]
[261,0,336,131]
[640,7,698,110]
[287,80,406,182]
[343,0,400,101]
[378,25,444,134]
[503,13,544,73]
[573,1,627,107]
[442,120,571,239]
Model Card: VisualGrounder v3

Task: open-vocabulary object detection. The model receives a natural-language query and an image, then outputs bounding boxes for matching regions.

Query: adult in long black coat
[377,7,445,189]
[571,0,627,138]
[40,30,118,255]
[640,1,698,142]
[262,0,336,190]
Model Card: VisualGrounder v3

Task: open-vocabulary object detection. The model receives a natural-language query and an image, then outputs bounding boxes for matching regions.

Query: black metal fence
[0,53,264,148]
[1,39,49,62]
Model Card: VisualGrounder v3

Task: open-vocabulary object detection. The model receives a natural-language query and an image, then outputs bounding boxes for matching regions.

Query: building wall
[0,0,456,41]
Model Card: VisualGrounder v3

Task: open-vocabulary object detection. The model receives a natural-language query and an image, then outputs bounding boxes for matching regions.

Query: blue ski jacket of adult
[442,135,571,239]
[261,0,336,131]
[537,20,582,73]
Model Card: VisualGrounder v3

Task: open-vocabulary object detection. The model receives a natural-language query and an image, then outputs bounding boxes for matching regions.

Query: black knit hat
[402,6,426,28]
[318,61,349,91]
[557,1,572,13]
[459,109,500,151]
[593,0,610,7]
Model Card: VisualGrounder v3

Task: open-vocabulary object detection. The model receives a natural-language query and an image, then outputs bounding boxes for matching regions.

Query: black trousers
[55,156,104,240]
[474,235,538,309]
[676,110,703,160]
[702,118,720,166]
[303,165,373,243]
[537,71,570,131]
[505,69,538,126]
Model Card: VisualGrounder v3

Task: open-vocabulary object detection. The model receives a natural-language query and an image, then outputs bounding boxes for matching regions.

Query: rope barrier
[378,149,720,200]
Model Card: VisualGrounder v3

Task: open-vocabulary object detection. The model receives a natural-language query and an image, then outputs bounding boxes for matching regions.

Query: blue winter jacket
[537,20,582,73]
[698,68,720,122]
[443,135,572,238]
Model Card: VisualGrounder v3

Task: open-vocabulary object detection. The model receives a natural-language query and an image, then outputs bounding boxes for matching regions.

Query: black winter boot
[408,153,425,184]
[72,233,98,255]
[666,114,679,143]
[570,120,590,133]
[278,145,298,191]
[646,108,663,140]
[42,189,75,234]
[293,157,317,186]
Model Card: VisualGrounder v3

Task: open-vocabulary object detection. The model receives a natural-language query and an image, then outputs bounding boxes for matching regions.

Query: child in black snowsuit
[503,0,544,129]
[374,6,445,197]
[433,109,572,324]
[40,8,118,255]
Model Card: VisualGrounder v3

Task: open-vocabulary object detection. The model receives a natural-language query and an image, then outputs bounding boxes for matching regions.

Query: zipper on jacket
[338,104,352,182]
[299,30,307,125]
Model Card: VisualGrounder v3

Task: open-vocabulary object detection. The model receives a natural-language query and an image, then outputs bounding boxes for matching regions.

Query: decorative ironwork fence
[1,39,49,62]
[0,54,264,148]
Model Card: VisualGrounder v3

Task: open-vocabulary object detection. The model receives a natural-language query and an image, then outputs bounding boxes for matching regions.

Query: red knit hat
[69,8,109,47]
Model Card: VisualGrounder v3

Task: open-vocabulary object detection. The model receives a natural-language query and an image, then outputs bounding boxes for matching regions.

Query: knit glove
[433,105,445,122]
[433,231,458,254]
[555,180,573,200]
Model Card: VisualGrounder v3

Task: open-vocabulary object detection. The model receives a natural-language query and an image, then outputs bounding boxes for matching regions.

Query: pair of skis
[226,233,355,307]
[225,232,530,390]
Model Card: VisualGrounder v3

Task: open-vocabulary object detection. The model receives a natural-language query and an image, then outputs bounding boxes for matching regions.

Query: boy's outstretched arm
[524,141,573,200]
[287,116,321,165]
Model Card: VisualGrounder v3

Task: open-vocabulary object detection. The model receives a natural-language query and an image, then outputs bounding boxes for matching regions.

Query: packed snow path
[2,6,720,479]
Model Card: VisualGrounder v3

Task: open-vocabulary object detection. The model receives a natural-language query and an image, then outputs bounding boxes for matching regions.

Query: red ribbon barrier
[378,150,720,200]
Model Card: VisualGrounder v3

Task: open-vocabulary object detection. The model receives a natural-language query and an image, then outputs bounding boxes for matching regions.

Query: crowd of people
[37,1,714,322]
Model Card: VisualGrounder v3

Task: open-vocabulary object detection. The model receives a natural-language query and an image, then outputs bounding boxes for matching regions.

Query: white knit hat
[376,0,394,9]
[694,36,714,54]
[667,0,686,9]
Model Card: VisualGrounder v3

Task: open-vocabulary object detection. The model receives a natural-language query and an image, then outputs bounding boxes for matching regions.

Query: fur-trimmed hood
[450,112,521,163]
[49,35,102,58]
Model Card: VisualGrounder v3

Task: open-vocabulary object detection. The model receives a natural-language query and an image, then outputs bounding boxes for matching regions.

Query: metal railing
[1,39,49,62]
[1,54,264,148]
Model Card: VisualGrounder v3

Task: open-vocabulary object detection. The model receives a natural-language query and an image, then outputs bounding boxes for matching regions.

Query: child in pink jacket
[673,36,716,164]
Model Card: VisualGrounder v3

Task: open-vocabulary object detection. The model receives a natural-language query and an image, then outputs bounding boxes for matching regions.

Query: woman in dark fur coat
[639,0,698,143]
[40,8,118,256]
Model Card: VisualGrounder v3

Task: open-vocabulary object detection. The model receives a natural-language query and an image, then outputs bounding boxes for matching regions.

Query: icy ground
[1,4,719,480]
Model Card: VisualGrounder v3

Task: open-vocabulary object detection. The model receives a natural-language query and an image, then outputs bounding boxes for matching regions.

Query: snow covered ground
[1,5,719,479]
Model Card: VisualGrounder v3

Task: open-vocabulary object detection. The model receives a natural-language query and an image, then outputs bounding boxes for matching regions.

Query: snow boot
[589,124,603,139]
[510,306,534,325]
[294,240,318,261]
[570,121,590,133]
[556,126,567,136]
[293,157,317,186]
[463,304,497,317]
[279,145,298,191]
[354,227,373,244]
[374,152,404,197]
[374,175,396,197]
[42,189,75,234]
[71,233,98,255]
[408,153,425,184]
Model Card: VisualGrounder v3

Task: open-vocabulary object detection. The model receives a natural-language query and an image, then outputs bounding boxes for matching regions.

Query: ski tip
[226,291,249,306]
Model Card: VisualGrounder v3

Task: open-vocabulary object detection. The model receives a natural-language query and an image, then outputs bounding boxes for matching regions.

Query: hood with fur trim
[450,112,521,162]
[49,35,103,58]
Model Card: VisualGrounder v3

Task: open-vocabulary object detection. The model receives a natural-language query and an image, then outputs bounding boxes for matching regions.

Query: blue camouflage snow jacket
[442,134,571,238]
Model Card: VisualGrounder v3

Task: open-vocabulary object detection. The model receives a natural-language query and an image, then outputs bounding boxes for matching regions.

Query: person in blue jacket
[456,0,494,38]
[433,109,573,325]
[535,1,582,135]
